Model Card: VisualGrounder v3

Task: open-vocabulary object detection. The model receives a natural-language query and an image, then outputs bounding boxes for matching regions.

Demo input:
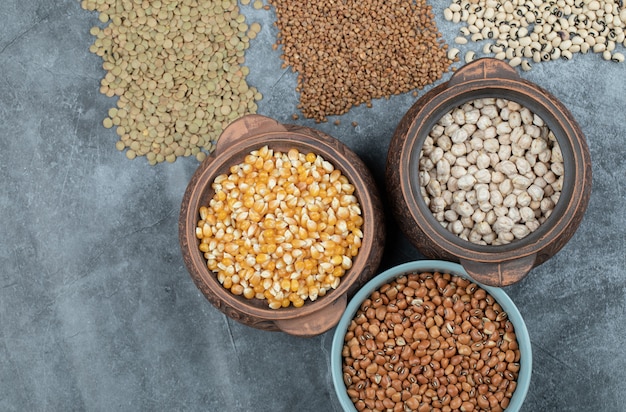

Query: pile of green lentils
[81,0,263,164]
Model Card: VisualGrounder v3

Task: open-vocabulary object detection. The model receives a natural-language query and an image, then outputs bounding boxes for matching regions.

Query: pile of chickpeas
[342,271,520,412]
[419,97,564,245]
[196,146,364,309]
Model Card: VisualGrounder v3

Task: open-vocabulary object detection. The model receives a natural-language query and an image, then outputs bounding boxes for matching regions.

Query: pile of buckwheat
[269,0,454,122]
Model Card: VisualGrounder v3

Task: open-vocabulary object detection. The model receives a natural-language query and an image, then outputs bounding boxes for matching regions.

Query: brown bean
[450,396,462,409]
[365,363,378,375]
[477,394,490,409]
[393,323,404,337]
[493,360,506,371]
[447,384,459,397]
[470,329,483,341]
[474,289,487,300]
[488,394,499,408]
[461,401,475,411]
[413,327,429,340]
[491,373,503,387]
[507,362,520,373]
[457,344,472,356]
[406,396,420,410]
[382,397,395,409]
[453,299,465,314]
[368,323,380,336]
[483,321,496,335]
[457,333,471,345]
[375,306,386,321]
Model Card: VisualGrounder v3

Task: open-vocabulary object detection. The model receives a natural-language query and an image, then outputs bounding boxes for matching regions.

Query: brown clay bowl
[386,58,592,287]
[179,114,385,336]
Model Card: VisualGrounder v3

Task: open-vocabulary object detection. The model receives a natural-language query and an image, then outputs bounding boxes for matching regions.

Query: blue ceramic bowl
[331,260,531,411]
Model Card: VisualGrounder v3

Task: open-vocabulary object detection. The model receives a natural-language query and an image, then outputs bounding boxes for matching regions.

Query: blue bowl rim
[330,260,532,412]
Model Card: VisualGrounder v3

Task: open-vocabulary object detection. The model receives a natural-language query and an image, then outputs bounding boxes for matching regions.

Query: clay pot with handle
[386,58,592,287]
[179,115,385,336]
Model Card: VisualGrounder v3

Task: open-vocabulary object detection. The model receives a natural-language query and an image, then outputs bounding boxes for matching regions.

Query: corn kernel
[305,152,317,163]
[290,279,300,292]
[258,145,270,158]
[292,296,305,308]
[256,253,270,264]
[330,255,343,266]
[280,278,291,291]
[223,277,233,289]
[309,286,319,301]
[294,260,305,273]
[243,287,255,299]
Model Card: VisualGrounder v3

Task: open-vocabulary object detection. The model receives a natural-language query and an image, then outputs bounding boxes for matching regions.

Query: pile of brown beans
[269,0,453,122]
[342,271,520,412]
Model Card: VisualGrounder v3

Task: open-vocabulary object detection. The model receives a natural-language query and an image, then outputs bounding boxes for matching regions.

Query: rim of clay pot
[399,61,591,266]
[179,115,385,335]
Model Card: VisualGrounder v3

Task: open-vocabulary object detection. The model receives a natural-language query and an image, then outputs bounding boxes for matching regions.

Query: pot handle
[274,294,347,337]
[215,114,288,154]
[448,58,520,86]
[460,253,536,287]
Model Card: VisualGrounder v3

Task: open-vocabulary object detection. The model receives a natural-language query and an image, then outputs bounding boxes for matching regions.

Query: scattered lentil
[196,146,364,309]
[80,0,263,164]
[269,0,453,122]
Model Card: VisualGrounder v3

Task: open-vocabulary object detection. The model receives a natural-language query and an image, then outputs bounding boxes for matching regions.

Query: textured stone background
[1,1,624,411]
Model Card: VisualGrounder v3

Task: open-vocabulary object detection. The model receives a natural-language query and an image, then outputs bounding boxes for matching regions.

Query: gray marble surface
[1,1,625,411]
